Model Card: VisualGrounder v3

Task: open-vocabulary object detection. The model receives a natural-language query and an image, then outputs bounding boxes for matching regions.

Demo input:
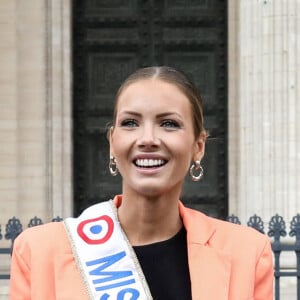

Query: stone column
[0,0,72,225]
[0,0,18,295]
[228,0,300,225]
[0,0,49,225]
[45,0,72,219]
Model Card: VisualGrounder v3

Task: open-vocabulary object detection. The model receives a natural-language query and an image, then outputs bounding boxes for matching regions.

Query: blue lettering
[99,288,140,300]
[117,288,140,300]
[93,271,133,285]
[86,251,126,270]
[87,251,133,285]
[86,251,136,293]
[95,278,136,291]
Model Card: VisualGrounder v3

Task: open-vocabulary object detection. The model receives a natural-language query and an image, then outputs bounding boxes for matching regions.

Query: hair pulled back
[113,66,206,139]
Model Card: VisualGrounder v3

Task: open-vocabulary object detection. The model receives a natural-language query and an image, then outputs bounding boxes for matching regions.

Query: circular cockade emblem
[77,215,114,244]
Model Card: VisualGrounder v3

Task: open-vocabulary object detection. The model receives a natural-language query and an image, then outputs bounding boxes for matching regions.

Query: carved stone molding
[45,0,73,217]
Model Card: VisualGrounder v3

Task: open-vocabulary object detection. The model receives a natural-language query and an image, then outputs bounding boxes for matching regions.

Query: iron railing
[1,214,300,300]
[0,216,62,280]
[227,213,300,300]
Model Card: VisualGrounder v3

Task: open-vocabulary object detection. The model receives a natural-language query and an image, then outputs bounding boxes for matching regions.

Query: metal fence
[1,214,300,300]
[0,216,62,280]
[227,213,300,300]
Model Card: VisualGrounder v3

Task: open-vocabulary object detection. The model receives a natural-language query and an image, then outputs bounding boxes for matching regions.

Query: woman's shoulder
[183,205,270,251]
[205,214,272,259]
[210,215,267,241]
[18,221,65,239]
[13,221,69,254]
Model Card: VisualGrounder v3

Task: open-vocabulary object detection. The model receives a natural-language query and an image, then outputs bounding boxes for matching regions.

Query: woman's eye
[120,119,138,127]
[161,119,180,129]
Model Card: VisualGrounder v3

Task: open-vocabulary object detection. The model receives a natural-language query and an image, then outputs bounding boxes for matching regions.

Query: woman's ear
[193,132,206,161]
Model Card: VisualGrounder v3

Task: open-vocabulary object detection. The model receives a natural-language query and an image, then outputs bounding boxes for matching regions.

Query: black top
[133,227,192,300]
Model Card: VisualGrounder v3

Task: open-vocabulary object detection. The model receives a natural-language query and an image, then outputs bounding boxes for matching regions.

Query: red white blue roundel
[77,215,114,244]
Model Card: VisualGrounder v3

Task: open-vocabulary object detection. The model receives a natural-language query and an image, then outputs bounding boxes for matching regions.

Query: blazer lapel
[179,202,231,300]
[188,243,231,299]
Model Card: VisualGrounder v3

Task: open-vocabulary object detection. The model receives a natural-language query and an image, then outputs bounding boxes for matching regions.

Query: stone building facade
[0,1,299,298]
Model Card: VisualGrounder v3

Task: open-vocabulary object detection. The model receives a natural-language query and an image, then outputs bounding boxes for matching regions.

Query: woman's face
[110,79,205,197]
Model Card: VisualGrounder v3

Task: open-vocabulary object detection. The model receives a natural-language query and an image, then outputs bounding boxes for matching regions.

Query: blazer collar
[179,201,231,300]
[179,201,216,244]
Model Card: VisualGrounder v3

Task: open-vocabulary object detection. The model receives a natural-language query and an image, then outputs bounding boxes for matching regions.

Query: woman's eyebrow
[118,111,183,119]
[156,112,183,119]
[118,110,141,117]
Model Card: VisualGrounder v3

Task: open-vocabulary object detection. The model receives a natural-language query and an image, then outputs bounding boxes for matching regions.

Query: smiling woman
[9,66,274,300]
[109,77,205,202]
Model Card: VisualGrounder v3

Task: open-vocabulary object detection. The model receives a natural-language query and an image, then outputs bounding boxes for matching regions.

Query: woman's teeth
[135,159,166,168]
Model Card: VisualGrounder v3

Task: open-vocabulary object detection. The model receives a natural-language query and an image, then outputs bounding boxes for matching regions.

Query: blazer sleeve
[254,237,274,300]
[9,236,31,300]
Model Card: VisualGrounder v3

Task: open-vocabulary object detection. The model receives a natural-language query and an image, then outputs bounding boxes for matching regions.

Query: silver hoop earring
[189,160,204,182]
[109,156,119,176]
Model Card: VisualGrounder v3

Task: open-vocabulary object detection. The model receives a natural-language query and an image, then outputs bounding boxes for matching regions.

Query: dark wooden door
[73,0,227,218]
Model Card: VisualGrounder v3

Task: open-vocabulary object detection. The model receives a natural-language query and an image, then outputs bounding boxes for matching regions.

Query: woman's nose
[137,125,160,147]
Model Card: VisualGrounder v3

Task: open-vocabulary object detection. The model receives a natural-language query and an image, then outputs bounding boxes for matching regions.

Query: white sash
[64,200,153,300]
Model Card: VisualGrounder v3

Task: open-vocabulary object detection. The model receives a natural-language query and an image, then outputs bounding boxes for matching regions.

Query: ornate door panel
[73,0,227,218]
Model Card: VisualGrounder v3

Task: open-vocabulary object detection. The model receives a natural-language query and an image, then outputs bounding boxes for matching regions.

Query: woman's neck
[117,193,182,246]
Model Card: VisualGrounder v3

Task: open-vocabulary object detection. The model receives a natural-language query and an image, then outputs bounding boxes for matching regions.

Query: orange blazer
[10,198,274,299]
